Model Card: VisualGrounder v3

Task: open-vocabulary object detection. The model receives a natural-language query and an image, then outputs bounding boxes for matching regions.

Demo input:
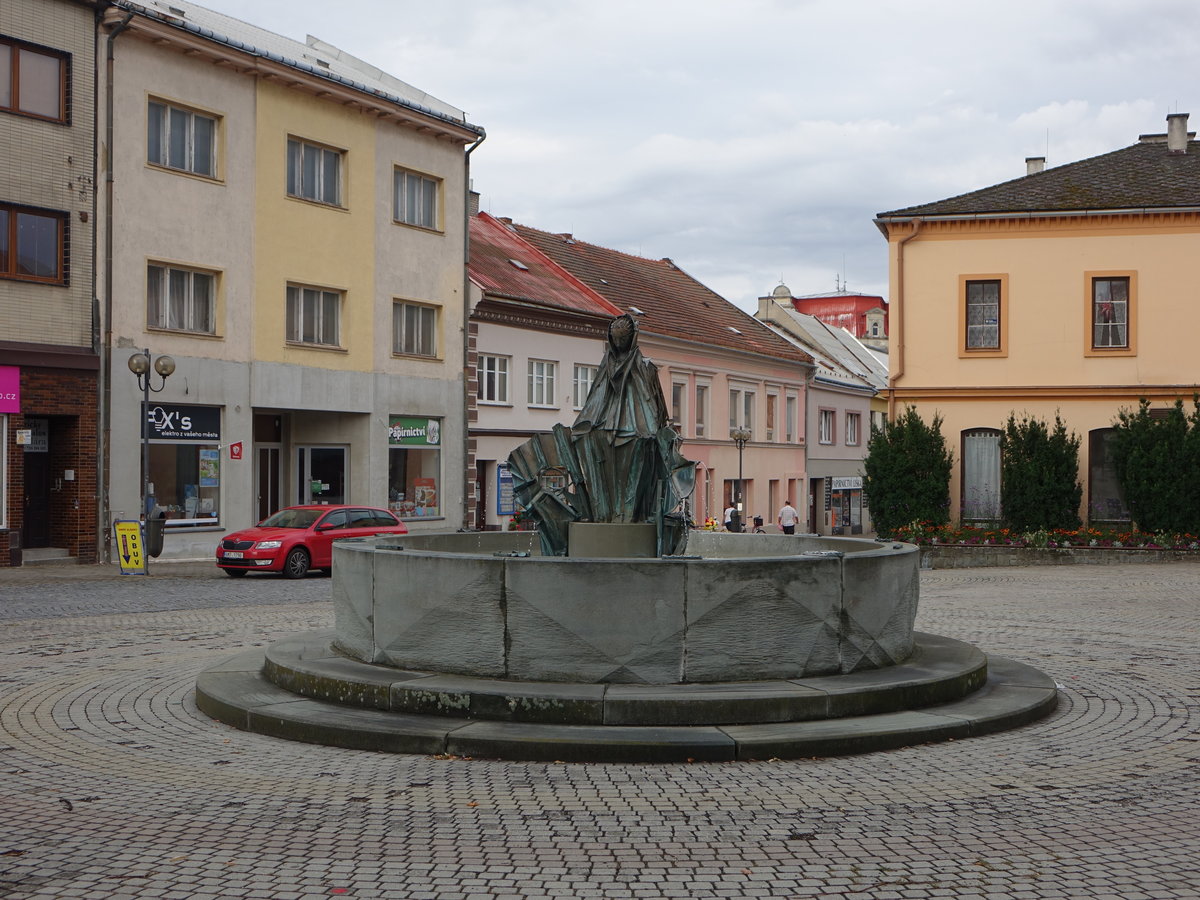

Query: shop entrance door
[297,446,346,505]
[23,443,51,548]
[256,446,281,522]
[475,461,488,530]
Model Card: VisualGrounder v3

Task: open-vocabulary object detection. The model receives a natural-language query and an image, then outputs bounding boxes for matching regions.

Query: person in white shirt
[724,505,738,531]
[777,500,799,535]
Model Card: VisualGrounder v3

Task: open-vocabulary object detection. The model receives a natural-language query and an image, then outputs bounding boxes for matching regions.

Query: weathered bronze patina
[507,313,697,556]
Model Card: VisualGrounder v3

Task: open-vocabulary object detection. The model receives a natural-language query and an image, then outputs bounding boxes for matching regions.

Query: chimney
[467,190,480,217]
[1025,156,1045,175]
[1167,112,1189,153]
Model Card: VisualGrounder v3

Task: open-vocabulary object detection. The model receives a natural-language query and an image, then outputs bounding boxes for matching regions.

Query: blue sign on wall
[497,463,515,516]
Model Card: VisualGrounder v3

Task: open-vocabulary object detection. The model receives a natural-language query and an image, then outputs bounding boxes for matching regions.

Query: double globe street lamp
[128,350,175,556]
[729,425,752,532]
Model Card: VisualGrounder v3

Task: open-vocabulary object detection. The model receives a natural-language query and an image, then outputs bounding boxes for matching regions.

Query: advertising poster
[199,448,220,486]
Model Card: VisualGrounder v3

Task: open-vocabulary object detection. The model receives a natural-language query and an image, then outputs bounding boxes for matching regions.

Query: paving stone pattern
[0,561,1197,899]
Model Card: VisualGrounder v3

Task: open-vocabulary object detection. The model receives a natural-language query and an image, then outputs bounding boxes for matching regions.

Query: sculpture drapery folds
[507,314,697,556]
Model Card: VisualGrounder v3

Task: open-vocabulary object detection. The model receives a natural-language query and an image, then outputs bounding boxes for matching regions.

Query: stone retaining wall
[919,545,1200,569]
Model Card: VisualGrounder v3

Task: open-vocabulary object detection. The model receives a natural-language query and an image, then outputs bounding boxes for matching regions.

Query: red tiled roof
[468,213,621,316]
[508,222,812,365]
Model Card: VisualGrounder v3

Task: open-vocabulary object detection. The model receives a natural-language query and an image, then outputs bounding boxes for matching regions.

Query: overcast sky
[194,0,1197,311]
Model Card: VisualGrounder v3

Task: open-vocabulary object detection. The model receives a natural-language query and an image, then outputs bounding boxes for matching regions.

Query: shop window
[0,203,66,284]
[148,99,217,178]
[961,428,1001,522]
[144,403,222,526]
[388,415,441,519]
[1,37,67,122]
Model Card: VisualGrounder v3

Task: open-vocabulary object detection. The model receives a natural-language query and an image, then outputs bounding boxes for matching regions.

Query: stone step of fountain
[195,651,1058,762]
[259,631,988,726]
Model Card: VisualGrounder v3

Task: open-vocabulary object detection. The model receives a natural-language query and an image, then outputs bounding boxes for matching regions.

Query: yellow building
[876,112,1200,527]
[98,0,483,559]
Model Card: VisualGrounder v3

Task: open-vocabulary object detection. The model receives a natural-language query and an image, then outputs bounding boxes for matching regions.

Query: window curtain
[962,431,1001,520]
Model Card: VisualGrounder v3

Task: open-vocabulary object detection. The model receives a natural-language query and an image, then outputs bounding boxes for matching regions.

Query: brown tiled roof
[508,222,812,365]
[877,139,1200,219]
[468,213,622,316]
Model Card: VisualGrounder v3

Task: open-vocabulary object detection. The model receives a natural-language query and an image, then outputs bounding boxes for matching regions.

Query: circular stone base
[195,631,1059,762]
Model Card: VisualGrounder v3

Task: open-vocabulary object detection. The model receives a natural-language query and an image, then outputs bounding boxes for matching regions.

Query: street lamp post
[127,349,175,539]
[730,425,751,533]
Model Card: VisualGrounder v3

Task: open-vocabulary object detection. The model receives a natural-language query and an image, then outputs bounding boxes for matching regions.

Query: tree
[864,406,953,537]
[1108,398,1200,533]
[999,412,1082,531]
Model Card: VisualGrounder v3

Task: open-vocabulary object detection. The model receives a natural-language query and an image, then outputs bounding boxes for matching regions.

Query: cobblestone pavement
[0,561,1198,899]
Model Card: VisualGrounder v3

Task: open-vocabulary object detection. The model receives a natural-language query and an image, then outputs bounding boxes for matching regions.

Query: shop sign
[228,441,243,460]
[497,463,515,516]
[144,403,221,440]
[388,415,441,446]
[113,521,146,575]
[831,476,863,491]
[0,365,18,413]
[22,418,48,453]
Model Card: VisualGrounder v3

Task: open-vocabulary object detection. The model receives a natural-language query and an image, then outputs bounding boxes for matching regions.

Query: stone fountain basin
[331,532,918,685]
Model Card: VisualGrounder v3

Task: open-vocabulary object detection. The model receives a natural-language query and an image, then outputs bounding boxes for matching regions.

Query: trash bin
[146,515,166,559]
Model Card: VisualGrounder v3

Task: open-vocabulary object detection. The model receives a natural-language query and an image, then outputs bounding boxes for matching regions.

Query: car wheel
[223,568,247,578]
[283,548,310,579]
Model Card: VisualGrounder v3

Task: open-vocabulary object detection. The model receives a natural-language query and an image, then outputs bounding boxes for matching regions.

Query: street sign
[113,521,147,574]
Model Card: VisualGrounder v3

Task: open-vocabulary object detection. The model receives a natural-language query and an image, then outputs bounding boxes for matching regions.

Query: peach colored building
[876,113,1200,526]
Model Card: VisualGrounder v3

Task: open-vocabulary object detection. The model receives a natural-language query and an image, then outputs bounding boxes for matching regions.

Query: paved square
[0,561,1197,898]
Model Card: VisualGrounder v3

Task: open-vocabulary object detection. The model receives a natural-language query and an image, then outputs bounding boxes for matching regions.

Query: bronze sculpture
[507,313,697,556]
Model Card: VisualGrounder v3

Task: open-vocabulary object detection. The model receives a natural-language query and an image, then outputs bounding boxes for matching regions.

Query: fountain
[196,315,1057,761]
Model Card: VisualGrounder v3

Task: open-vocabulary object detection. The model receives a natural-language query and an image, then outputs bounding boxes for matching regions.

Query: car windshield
[259,508,323,529]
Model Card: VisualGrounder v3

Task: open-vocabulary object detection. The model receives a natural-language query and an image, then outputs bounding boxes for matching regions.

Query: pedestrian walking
[778,500,799,535]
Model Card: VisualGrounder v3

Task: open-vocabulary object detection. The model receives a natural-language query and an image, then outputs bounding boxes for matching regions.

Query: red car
[215,505,408,578]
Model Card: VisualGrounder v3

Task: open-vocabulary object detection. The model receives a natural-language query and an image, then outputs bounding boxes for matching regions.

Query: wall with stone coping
[919,545,1200,569]
[331,533,919,685]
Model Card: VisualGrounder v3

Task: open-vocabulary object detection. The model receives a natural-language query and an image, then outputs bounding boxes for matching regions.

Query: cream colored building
[97,0,483,558]
[876,113,1200,526]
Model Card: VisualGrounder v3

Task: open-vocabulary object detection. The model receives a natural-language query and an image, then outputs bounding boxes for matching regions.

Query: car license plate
[224,551,244,559]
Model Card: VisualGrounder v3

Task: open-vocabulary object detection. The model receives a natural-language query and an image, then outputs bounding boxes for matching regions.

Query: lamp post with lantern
[730,425,751,532]
[127,349,175,553]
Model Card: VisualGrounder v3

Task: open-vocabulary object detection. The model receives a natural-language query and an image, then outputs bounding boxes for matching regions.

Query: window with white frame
[1091,276,1129,349]
[819,408,835,444]
[394,167,439,229]
[573,364,597,409]
[148,99,216,178]
[729,387,755,433]
[695,384,708,437]
[965,279,1001,350]
[478,355,510,403]
[846,411,861,446]
[147,263,215,334]
[785,394,797,443]
[286,284,341,347]
[393,301,437,357]
[766,394,777,441]
[671,382,687,431]
[287,137,342,206]
[1,37,67,122]
[528,359,557,407]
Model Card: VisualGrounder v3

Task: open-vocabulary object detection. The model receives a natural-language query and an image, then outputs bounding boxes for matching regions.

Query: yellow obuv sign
[113,521,147,574]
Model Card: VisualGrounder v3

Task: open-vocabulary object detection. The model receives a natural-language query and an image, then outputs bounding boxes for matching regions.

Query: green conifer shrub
[863,406,953,537]
[1108,399,1200,533]
[999,412,1082,531]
